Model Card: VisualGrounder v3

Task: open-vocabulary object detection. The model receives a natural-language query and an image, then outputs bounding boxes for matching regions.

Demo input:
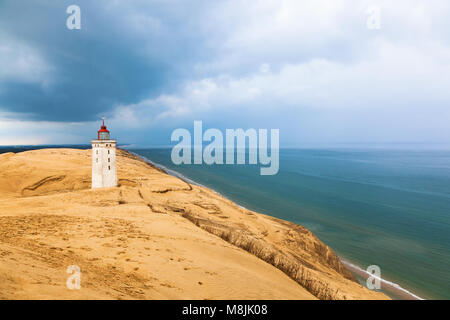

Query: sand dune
[0,149,388,300]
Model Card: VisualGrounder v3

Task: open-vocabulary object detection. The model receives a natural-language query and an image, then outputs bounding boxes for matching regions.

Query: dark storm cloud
[2,0,450,146]
[0,0,212,121]
[0,0,368,123]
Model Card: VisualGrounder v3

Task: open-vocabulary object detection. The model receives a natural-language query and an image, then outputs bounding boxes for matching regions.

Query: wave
[340,259,424,300]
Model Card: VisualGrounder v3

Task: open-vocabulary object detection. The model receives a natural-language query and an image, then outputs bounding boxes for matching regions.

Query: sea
[1,145,449,300]
[128,147,450,300]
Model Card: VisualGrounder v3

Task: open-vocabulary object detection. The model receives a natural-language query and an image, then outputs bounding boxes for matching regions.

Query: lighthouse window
[108,166,111,170]
[99,132,110,140]
[108,150,110,154]
[108,158,110,162]
[96,158,98,163]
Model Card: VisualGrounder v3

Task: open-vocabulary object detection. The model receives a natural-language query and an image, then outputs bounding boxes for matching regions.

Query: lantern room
[98,118,110,140]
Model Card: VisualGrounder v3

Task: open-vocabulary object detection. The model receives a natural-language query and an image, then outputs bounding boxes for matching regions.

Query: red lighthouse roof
[97,117,111,140]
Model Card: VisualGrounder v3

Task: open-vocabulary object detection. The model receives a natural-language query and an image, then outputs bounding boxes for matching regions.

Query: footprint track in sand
[0,214,163,299]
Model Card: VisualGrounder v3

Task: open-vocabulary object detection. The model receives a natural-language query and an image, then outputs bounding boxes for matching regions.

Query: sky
[0,0,450,147]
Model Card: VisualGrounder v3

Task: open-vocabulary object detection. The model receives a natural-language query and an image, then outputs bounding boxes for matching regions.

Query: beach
[0,148,388,300]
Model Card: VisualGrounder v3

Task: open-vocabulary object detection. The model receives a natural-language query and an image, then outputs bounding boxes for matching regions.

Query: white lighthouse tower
[91,117,117,189]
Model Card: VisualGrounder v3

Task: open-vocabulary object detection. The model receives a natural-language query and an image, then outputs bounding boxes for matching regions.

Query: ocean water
[1,145,448,299]
[129,148,450,300]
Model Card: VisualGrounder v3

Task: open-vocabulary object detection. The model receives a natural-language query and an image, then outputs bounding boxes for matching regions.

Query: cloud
[113,40,450,120]
[0,0,176,121]
[0,38,52,84]
[1,0,450,145]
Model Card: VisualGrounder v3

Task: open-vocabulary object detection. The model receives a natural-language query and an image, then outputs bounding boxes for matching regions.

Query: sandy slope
[0,149,388,300]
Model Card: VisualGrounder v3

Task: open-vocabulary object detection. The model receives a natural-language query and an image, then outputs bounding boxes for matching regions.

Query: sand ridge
[0,148,388,300]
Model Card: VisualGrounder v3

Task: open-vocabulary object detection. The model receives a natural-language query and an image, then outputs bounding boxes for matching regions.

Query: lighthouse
[91,118,117,189]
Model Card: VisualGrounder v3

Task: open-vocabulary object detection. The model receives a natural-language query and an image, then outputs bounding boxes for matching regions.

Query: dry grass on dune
[182,211,347,300]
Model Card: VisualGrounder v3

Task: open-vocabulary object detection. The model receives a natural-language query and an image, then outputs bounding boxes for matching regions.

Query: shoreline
[340,260,423,300]
[126,149,425,301]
